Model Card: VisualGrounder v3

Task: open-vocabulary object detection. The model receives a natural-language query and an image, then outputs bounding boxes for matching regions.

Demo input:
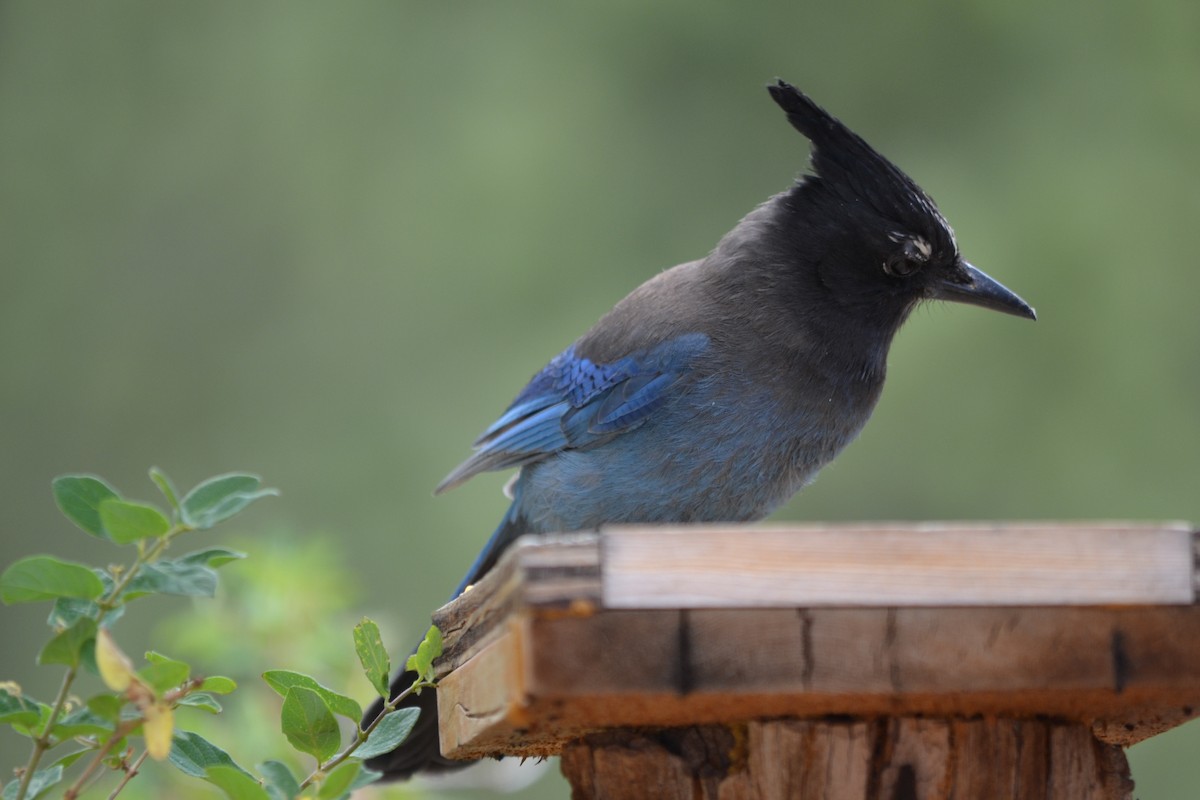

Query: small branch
[63,720,140,800]
[12,665,78,800]
[105,750,148,800]
[296,679,436,790]
[95,524,190,619]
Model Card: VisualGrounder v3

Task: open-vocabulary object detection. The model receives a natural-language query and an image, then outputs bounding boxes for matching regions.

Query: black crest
[767,80,953,252]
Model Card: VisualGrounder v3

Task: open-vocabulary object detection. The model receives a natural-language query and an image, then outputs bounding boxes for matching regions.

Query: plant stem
[14,523,194,800]
[296,679,434,790]
[13,664,78,800]
[105,750,148,800]
[95,525,188,619]
[63,720,139,800]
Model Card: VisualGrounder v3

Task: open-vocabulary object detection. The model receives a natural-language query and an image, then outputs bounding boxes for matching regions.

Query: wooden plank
[560,719,1134,800]
[429,524,1200,761]
[437,604,1200,759]
[432,533,600,676]
[601,523,1196,608]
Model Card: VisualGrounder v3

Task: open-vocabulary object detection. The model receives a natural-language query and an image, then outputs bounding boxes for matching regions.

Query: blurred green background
[2,1,1197,798]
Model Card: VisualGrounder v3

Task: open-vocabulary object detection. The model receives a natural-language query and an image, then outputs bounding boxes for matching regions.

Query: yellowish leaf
[96,629,134,692]
[143,702,175,761]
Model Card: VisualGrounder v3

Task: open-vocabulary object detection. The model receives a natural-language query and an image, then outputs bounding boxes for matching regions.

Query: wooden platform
[429,523,1200,762]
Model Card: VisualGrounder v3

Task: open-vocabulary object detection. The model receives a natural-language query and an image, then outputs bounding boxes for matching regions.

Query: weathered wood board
[429,524,1200,762]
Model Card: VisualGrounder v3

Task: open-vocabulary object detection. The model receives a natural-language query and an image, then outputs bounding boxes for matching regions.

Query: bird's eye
[883,253,919,277]
[883,237,930,278]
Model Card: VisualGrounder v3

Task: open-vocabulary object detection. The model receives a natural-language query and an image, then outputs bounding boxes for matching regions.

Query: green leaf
[178,547,247,569]
[79,635,99,676]
[140,651,191,693]
[181,473,278,530]
[205,765,272,800]
[7,703,52,738]
[262,670,361,722]
[98,497,171,543]
[149,466,181,511]
[404,625,443,684]
[199,675,238,695]
[48,748,91,770]
[1,764,63,800]
[348,765,383,792]
[0,687,44,728]
[178,693,222,714]
[48,593,123,628]
[183,474,259,514]
[37,617,97,667]
[1,555,105,604]
[354,707,420,760]
[169,729,252,779]
[52,474,119,538]
[124,559,218,598]
[101,738,129,767]
[257,760,301,800]
[317,760,360,800]
[280,686,341,763]
[86,693,123,722]
[353,617,390,699]
[51,707,113,738]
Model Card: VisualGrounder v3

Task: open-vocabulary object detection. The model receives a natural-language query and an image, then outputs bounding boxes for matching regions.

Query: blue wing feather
[592,372,679,431]
[435,333,709,494]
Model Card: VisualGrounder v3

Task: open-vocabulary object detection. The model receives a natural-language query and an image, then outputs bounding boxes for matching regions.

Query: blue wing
[434,332,710,493]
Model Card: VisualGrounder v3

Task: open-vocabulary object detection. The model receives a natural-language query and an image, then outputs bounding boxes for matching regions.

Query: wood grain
[602,523,1195,608]
[562,719,1134,800]
[436,605,1200,759]
[425,523,1199,793]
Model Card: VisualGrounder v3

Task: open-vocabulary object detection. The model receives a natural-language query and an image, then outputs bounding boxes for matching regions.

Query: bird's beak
[933,261,1037,320]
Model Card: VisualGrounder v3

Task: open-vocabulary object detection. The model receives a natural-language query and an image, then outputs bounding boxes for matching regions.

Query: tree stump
[428,524,1199,799]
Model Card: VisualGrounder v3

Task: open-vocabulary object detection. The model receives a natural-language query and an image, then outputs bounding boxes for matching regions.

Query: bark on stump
[559,718,1134,800]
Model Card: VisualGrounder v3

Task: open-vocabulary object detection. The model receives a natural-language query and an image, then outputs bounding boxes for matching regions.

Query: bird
[364,79,1036,780]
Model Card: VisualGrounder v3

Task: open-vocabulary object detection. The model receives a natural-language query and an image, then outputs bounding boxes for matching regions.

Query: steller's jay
[365,79,1035,779]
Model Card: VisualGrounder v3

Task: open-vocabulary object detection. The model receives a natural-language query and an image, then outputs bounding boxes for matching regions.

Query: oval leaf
[0,687,44,728]
[37,617,97,667]
[49,594,124,629]
[404,625,444,684]
[149,466,181,511]
[8,764,63,800]
[140,651,191,693]
[353,618,390,699]
[86,694,123,722]
[348,765,383,792]
[354,707,420,760]
[96,630,134,692]
[205,765,272,800]
[317,760,360,800]
[48,749,91,770]
[51,707,114,738]
[257,760,300,800]
[179,548,247,569]
[99,498,170,544]
[177,693,222,714]
[199,676,238,695]
[182,473,276,529]
[52,475,119,538]
[262,670,361,722]
[144,702,175,760]
[169,730,251,778]
[1,556,105,605]
[124,560,217,599]
[280,686,341,763]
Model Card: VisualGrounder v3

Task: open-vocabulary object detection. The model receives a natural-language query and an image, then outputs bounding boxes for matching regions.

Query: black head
[766,80,1035,329]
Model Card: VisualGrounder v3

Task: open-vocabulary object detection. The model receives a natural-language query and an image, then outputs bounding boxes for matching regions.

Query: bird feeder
[428,523,1199,799]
